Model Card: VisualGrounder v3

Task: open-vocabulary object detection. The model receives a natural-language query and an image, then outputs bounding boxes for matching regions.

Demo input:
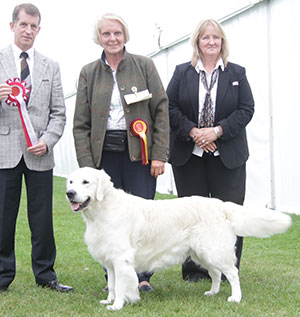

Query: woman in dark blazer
[166,19,254,281]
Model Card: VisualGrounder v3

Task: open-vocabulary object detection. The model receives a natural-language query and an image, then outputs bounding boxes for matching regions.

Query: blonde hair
[190,19,229,67]
[93,13,130,46]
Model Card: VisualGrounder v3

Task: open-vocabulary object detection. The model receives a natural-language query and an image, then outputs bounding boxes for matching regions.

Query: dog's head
[66,167,113,212]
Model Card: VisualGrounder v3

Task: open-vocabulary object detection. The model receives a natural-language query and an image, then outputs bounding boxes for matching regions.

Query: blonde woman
[167,19,254,281]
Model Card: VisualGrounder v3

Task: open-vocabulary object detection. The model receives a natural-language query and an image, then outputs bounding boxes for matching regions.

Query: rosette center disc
[12,85,21,97]
[135,122,144,133]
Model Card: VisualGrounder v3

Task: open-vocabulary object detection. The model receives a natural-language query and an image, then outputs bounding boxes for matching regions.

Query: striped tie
[20,51,31,103]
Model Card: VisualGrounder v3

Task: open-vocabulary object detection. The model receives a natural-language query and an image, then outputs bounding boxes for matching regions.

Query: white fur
[66,167,292,311]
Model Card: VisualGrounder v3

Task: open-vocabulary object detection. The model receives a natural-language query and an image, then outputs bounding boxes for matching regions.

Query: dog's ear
[96,169,114,201]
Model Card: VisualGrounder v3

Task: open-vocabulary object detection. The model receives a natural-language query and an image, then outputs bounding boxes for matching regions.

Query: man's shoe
[0,285,8,293]
[39,279,73,292]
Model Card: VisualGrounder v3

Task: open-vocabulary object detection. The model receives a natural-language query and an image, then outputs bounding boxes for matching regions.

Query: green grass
[0,176,299,316]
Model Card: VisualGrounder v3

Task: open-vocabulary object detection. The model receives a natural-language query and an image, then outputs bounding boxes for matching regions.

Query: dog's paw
[106,302,124,311]
[204,290,218,296]
[227,295,241,303]
[99,299,112,305]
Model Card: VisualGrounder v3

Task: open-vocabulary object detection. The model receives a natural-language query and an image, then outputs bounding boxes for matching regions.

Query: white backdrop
[52,0,300,214]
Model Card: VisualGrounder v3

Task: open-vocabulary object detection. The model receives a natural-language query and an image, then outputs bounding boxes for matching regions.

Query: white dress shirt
[12,43,34,81]
[192,58,224,157]
[106,68,127,130]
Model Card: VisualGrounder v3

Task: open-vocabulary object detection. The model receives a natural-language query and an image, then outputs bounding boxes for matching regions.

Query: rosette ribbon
[6,78,38,147]
[130,118,149,165]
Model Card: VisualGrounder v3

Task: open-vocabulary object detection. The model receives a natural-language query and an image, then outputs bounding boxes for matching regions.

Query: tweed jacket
[0,45,66,171]
[73,51,169,168]
[167,61,254,169]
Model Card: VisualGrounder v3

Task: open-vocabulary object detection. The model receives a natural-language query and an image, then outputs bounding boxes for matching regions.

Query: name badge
[124,87,152,105]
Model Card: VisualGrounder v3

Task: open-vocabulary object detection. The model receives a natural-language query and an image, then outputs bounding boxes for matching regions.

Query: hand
[150,160,165,178]
[0,84,12,101]
[27,139,48,157]
[201,142,217,153]
[190,127,218,153]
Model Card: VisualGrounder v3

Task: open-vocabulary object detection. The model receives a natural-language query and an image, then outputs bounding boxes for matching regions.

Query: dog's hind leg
[204,267,222,296]
[106,261,140,311]
[223,266,242,303]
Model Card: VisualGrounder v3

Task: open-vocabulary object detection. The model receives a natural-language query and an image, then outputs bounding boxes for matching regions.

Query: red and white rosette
[6,78,37,147]
[130,118,149,165]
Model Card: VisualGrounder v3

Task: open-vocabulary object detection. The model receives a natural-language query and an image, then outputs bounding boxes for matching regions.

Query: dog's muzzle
[66,190,90,212]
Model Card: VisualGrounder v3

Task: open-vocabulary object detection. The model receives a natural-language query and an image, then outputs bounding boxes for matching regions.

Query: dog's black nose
[66,190,76,200]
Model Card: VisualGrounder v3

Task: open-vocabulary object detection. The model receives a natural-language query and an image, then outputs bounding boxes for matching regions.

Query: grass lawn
[0,175,299,316]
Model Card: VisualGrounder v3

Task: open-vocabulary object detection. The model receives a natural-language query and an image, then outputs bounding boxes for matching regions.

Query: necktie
[199,69,218,127]
[20,51,31,103]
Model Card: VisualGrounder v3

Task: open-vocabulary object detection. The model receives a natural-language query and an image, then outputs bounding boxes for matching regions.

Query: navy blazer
[167,61,254,169]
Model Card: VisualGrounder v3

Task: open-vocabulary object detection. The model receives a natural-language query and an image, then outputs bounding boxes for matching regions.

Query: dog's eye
[83,180,89,185]
[70,180,73,184]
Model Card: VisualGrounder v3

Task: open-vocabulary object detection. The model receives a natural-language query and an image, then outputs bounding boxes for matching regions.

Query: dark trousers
[0,157,56,288]
[99,148,156,283]
[172,153,245,280]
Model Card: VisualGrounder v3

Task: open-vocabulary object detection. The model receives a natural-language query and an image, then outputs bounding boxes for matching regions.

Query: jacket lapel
[0,45,18,79]
[215,65,230,119]
[29,51,47,104]
[186,66,199,121]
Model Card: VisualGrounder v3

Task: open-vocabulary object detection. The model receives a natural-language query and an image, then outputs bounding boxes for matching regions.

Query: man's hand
[27,139,48,157]
[0,84,12,101]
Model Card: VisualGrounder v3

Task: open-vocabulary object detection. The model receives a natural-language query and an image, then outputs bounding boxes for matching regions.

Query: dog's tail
[223,202,292,238]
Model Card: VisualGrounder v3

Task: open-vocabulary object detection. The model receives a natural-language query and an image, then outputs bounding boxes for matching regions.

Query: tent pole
[266,0,276,209]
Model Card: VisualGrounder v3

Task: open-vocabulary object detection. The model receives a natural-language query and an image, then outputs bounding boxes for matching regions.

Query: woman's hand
[189,127,220,153]
[151,160,165,178]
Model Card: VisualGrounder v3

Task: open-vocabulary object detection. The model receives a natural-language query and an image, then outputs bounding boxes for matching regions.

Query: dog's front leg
[99,266,115,306]
[106,261,140,311]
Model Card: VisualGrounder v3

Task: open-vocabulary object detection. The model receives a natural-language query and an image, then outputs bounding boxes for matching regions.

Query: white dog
[66,167,291,311]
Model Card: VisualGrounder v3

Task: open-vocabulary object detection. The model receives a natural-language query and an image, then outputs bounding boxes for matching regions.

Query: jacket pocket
[0,126,10,135]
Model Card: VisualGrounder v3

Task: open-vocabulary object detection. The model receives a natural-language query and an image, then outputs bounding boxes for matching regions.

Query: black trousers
[99,147,156,283]
[0,157,56,288]
[172,153,246,280]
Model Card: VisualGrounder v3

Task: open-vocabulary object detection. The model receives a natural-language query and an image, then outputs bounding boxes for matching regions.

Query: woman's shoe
[139,281,154,291]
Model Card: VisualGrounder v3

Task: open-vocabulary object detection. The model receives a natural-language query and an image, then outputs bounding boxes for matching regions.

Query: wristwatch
[214,126,221,138]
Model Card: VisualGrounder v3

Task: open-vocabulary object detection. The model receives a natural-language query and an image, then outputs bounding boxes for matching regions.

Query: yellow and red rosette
[130,119,149,165]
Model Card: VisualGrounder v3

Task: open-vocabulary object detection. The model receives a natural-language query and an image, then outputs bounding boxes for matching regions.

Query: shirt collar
[195,58,224,74]
[12,43,35,61]
[101,47,126,64]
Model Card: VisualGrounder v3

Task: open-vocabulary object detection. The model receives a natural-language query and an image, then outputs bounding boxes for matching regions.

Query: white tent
[54,0,300,214]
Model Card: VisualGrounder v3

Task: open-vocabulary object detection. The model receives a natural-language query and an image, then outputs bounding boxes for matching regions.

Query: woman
[166,19,254,281]
[73,13,169,291]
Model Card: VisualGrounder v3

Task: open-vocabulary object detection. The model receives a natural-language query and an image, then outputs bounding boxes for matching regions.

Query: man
[0,3,72,292]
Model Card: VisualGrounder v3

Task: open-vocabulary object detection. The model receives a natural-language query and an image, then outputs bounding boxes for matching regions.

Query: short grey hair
[12,3,41,25]
[93,13,130,46]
